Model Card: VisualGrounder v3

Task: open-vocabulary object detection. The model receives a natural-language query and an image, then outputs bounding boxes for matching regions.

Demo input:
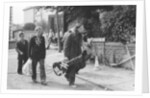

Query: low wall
[91,42,135,69]
[9,40,16,49]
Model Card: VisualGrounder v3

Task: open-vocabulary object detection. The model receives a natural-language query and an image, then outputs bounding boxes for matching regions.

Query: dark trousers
[17,56,27,74]
[65,66,76,85]
[31,59,46,82]
[65,62,85,85]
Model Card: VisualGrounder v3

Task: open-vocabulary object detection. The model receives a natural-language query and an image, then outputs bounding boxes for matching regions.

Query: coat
[28,36,46,60]
[16,40,28,59]
[63,31,82,60]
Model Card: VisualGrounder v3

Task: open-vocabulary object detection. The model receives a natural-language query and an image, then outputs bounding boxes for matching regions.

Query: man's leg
[46,38,52,49]
[32,59,38,82]
[68,68,76,86]
[69,72,76,87]
[17,57,23,74]
[39,59,46,85]
[24,56,28,64]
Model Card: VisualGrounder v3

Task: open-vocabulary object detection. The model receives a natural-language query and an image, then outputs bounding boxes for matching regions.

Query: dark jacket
[63,31,82,60]
[16,40,28,59]
[29,36,46,60]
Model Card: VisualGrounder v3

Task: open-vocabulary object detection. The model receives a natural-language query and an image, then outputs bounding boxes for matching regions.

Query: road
[7,48,135,91]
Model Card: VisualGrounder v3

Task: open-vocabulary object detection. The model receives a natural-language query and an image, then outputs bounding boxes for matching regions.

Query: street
[7,47,135,91]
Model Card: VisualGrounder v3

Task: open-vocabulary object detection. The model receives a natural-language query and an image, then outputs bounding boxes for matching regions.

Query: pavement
[7,46,135,91]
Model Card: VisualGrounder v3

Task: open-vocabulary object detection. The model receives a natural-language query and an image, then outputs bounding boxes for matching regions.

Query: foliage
[100,5,136,42]
[23,23,36,31]
[44,6,136,42]
[45,6,113,34]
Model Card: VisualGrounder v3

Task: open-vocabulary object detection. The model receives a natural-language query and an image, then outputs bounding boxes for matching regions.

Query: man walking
[63,23,87,87]
[28,26,47,85]
[16,31,28,75]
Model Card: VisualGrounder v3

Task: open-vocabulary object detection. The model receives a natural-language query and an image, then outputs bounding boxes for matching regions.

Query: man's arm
[16,42,23,55]
[63,34,72,59]
[25,40,29,57]
[28,37,33,58]
[42,36,46,59]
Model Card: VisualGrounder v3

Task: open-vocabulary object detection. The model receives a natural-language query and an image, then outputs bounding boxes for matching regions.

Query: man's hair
[18,31,24,37]
[34,26,43,31]
[75,23,82,29]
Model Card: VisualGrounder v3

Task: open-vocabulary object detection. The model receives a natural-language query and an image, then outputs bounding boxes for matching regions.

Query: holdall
[22,58,32,76]
[52,50,90,76]
[53,62,68,76]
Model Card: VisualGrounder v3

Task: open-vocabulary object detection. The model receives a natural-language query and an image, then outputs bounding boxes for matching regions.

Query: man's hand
[63,57,69,63]
[20,51,23,55]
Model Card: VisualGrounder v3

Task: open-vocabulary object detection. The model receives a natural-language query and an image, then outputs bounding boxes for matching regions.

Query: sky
[12,6,27,25]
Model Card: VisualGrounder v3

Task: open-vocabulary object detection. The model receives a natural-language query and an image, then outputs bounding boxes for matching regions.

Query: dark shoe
[69,84,77,88]
[41,81,47,85]
[18,72,23,75]
[32,79,38,83]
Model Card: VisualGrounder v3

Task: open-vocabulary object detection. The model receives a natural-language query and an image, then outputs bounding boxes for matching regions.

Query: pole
[55,7,61,52]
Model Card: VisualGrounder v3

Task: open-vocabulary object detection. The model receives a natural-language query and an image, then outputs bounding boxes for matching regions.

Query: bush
[100,6,136,43]
[23,23,36,30]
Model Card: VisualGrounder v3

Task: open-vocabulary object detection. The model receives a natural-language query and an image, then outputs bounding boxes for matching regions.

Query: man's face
[20,32,24,40]
[77,25,87,34]
[36,28,43,36]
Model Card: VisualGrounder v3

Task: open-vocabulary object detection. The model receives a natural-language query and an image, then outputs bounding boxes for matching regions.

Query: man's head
[35,26,43,37]
[75,23,87,34]
[19,31,24,40]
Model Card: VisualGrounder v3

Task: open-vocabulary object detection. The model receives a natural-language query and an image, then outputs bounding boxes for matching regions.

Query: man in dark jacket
[63,23,87,87]
[28,26,46,85]
[16,31,28,75]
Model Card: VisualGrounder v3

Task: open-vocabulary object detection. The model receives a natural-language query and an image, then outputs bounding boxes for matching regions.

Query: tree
[45,6,113,37]
[100,5,136,43]
[44,6,136,42]
[23,23,36,30]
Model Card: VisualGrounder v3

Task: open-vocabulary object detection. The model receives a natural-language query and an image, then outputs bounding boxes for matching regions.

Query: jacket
[63,31,82,60]
[28,36,46,60]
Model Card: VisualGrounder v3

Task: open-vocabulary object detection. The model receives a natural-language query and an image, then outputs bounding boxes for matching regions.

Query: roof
[23,6,42,11]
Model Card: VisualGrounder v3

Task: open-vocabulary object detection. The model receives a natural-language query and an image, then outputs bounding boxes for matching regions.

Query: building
[23,6,41,24]
[23,6,64,34]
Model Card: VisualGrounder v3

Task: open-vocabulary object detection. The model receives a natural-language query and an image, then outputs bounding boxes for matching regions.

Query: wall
[91,42,135,70]
[24,9,35,24]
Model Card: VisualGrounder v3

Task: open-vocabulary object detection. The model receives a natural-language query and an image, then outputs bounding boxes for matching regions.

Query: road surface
[7,48,134,91]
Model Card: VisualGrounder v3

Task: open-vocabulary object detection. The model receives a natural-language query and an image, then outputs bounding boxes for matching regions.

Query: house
[23,6,64,34]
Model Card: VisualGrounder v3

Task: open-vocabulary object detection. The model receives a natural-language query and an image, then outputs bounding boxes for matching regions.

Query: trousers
[31,59,46,82]
[18,56,28,74]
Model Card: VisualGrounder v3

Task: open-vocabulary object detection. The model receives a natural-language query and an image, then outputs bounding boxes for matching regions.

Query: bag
[22,58,32,76]
[52,51,88,76]
[53,62,68,76]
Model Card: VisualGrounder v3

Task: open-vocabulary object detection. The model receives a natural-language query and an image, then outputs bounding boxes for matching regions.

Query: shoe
[41,81,47,85]
[70,84,77,88]
[32,79,38,83]
[18,72,23,75]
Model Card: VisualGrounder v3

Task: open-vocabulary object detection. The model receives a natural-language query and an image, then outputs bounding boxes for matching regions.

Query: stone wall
[91,42,135,69]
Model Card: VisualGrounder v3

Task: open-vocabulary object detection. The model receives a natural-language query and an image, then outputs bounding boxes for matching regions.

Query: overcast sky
[12,6,27,25]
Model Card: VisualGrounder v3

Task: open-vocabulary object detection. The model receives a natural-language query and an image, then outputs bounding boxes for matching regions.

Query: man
[62,30,72,44]
[28,26,47,85]
[46,29,54,49]
[16,31,28,75]
[63,23,87,87]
